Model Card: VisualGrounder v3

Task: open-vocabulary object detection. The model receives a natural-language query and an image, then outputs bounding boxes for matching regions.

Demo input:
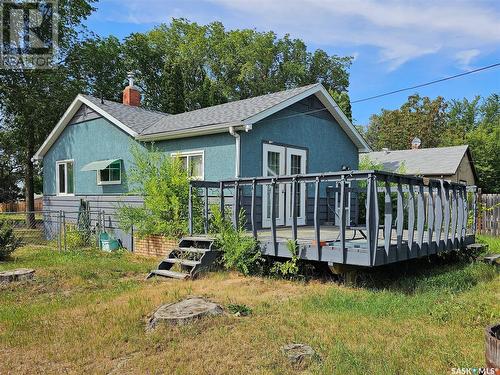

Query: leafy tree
[442,93,499,193]
[366,94,447,151]
[117,144,203,239]
[330,90,352,121]
[0,0,96,225]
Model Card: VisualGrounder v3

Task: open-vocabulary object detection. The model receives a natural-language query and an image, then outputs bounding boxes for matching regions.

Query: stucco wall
[43,115,236,195]
[240,96,359,180]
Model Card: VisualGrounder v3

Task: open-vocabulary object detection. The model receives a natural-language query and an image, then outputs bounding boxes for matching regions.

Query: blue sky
[86,0,500,125]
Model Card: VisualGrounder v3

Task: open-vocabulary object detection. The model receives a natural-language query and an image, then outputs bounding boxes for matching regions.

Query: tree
[365,94,447,151]
[0,1,96,225]
[123,19,353,112]
[442,93,499,193]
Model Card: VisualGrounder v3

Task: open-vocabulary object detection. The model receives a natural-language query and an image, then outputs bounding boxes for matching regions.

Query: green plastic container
[100,232,120,252]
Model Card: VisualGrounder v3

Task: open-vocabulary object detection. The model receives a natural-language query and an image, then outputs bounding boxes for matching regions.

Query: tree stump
[0,269,35,284]
[147,297,223,330]
[281,343,316,367]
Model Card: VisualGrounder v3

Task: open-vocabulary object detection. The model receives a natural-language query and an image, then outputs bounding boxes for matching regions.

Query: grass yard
[0,237,499,374]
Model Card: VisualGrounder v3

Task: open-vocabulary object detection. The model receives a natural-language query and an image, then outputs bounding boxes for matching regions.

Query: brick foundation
[133,235,178,257]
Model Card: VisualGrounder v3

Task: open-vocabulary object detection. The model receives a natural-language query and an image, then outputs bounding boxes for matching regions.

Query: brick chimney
[411,137,421,150]
[123,72,141,106]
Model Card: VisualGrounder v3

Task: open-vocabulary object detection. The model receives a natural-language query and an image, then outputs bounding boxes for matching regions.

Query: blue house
[33,79,371,249]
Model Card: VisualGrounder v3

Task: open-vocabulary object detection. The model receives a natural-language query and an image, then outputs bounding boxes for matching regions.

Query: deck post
[472,187,477,235]
[366,175,374,265]
[339,176,346,263]
[442,181,451,250]
[457,187,464,246]
[451,186,458,248]
[291,177,298,242]
[435,182,443,250]
[427,183,435,253]
[270,179,277,256]
[251,179,257,240]
[396,178,404,261]
[416,184,425,255]
[314,177,321,259]
[373,174,380,264]
[188,184,193,236]
[233,181,240,229]
[204,187,209,234]
[407,181,415,257]
[383,178,392,261]
[219,181,225,218]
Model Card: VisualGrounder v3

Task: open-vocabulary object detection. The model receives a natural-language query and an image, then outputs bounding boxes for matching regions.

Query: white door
[262,144,286,227]
[286,148,307,226]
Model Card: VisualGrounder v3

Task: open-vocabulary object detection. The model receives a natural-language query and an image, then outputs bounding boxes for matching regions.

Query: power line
[351,62,500,104]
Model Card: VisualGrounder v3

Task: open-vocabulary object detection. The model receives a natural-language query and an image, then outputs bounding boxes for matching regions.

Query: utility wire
[351,62,500,104]
[258,62,500,124]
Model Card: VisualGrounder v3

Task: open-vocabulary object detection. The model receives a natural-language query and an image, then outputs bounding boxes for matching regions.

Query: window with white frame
[172,151,204,180]
[56,160,74,195]
[97,160,121,185]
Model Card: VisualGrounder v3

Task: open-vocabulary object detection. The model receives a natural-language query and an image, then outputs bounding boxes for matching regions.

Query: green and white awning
[81,159,121,171]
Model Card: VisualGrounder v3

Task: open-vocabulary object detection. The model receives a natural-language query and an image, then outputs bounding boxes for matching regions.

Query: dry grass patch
[0,245,498,374]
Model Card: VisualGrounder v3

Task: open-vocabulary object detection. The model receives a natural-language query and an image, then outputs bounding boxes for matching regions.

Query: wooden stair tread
[150,269,189,280]
[177,247,208,254]
[162,258,200,267]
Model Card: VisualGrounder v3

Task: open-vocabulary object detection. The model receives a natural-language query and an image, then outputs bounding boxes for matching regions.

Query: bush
[117,144,203,239]
[270,240,300,278]
[0,220,21,260]
[210,206,262,275]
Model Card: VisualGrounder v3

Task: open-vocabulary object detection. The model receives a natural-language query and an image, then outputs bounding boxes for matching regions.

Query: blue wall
[43,117,235,195]
[240,96,359,178]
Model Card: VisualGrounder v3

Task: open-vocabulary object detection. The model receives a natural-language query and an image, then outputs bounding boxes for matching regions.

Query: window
[56,160,74,195]
[97,160,121,185]
[172,151,204,180]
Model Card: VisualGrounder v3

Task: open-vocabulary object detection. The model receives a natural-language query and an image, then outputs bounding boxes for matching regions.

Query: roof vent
[411,137,421,150]
[382,147,390,154]
[123,72,141,107]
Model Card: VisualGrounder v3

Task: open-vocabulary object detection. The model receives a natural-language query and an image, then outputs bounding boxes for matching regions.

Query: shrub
[0,220,21,260]
[227,303,252,316]
[270,240,300,278]
[210,206,262,275]
[117,144,203,239]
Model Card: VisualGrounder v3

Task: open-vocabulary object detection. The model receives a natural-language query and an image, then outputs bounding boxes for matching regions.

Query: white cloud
[454,49,481,69]
[100,0,500,71]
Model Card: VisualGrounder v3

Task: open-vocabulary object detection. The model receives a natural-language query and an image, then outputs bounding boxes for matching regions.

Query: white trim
[285,147,307,226]
[229,126,241,177]
[56,159,75,196]
[33,95,138,160]
[262,144,286,227]
[136,122,246,141]
[170,150,205,180]
[96,160,122,186]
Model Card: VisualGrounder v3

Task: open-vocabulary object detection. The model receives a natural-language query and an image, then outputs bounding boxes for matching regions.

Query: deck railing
[188,170,477,266]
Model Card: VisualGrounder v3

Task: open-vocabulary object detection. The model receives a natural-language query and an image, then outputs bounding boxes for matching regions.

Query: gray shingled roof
[82,94,169,134]
[364,145,470,176]
[83,83,319,136]
[141,83,319,135]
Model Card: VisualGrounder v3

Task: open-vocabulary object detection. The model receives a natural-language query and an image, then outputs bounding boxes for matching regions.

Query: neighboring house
[364,144,477,186]
[33,79,370,249]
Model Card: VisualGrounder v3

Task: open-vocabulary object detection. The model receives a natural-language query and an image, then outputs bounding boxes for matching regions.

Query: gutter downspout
[229,126,241,178]
[229,124,252,178]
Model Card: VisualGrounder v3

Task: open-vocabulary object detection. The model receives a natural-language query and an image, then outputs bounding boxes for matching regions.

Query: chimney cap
[127,71,136,87]
[411,137,421,149]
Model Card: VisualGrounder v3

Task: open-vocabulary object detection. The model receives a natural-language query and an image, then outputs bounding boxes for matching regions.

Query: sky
[86,0,500,125]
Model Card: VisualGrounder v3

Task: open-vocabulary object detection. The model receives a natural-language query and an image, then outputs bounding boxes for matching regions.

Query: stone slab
[0,268,35,284]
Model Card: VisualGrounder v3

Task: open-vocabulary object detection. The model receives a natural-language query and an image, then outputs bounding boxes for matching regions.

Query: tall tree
[366,94,447,151]
[0,0,96,225]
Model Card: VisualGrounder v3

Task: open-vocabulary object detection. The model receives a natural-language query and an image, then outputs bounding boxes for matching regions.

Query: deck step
[148,269,189,280]
[176,247,208,254]
[162,258,201,267]
[181,236,214,242]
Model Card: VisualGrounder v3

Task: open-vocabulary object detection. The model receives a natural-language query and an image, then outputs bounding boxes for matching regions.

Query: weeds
[227,303,252,316]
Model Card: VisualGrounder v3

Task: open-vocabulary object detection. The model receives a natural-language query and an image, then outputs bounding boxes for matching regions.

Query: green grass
[0,245,498,374]
[477,234,500,253]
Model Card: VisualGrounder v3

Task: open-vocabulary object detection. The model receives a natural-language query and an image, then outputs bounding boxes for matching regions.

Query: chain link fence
[0,209,113,251]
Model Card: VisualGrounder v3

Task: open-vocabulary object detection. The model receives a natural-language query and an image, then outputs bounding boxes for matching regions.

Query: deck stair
[147,236,220,280]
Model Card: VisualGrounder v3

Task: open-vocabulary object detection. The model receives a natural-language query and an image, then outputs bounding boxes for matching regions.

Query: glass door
[286,148,307,226]
[262,143,285,227]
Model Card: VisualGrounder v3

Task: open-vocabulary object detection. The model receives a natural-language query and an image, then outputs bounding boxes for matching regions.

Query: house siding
[240,96,359,182]
[43,116,236,196]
